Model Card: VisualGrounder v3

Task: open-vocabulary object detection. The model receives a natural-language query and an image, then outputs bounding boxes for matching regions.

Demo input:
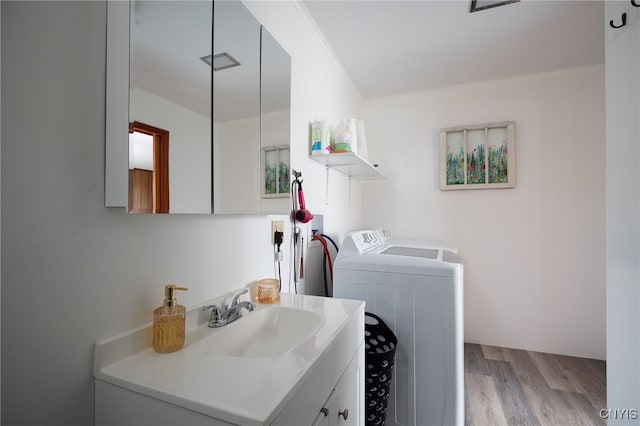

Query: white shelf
[309,152,386,180]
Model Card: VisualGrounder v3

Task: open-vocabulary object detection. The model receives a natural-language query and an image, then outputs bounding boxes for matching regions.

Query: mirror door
[129,0,212,214]
[212,1,261,214]
[259,27,291,214]
[106,0,291,214]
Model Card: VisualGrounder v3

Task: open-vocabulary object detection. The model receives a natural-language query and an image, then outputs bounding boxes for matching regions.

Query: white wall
[213,114,261,213]
[0,2,362,425]
[244,1,364,296]
[131,87,211,214]
[362,65,605,359]
[605,1,640,421]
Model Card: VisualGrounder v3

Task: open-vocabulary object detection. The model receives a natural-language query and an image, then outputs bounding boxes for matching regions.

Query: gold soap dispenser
[153,285,188,354]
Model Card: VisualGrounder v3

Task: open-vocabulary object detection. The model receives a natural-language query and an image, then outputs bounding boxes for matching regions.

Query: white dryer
[334,229,463,426]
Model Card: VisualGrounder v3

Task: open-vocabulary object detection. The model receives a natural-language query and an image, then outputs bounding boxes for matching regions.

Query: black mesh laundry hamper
[365,312,397,426]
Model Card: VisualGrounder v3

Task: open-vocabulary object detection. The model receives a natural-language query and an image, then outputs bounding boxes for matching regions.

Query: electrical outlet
[271,220,284,244]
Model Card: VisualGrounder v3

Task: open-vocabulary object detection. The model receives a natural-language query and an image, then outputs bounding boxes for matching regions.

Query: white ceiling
[132,1,212,116]
[302,0,604,99]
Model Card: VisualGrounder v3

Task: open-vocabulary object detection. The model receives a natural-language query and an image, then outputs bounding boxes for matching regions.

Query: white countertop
[94,293,365,426]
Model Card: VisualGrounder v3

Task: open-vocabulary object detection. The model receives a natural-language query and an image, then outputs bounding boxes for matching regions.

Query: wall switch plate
[271,220,285,244]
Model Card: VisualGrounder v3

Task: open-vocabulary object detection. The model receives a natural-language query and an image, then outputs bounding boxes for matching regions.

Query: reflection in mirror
[129,121,169,213]
[212,1,261,214]
[259,27,291,214]
[129,0,212,214]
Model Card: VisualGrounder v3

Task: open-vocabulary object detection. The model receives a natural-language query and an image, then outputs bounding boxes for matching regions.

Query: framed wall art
[261,145,290,198]
[440,121,515,190]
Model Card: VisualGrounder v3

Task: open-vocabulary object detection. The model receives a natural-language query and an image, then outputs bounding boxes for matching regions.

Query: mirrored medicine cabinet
[105,0,291,215]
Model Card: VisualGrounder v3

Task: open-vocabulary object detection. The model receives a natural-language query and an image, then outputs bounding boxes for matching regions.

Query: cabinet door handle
[339,409,349,420]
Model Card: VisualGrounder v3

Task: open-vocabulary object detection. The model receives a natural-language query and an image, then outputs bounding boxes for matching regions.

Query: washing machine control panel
[352,230,383,253]
[376,228,392,244]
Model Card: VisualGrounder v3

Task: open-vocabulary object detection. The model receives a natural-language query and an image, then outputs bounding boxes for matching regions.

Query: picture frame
[440,121,515,190]
[261,145,290,198]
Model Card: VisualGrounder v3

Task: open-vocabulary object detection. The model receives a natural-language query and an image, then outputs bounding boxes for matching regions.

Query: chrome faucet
[202,289,255,328]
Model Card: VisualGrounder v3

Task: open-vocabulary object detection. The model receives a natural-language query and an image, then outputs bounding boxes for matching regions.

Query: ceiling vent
[200,53,241,71]
[469,0,519,13]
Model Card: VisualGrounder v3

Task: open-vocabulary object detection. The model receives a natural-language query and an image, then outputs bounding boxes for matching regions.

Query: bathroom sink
[95,293,365,425]
[201,306,322,358]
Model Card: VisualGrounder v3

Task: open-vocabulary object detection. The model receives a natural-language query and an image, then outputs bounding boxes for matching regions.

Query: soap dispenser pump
[153,285,188,354]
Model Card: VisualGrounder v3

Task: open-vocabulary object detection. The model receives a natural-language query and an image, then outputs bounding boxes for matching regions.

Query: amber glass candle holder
[257,278,280,303]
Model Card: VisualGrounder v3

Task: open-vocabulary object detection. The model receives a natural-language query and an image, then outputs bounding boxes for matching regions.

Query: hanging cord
[278,255,282,285]
[322,249,328,297]
[290,180,299,294]
[320,233,339,252]
[312,234,334,297]
[313,233,330,297]
[300,236,304,279]
[316,233,339,297]
[273,243,281,284]
[290,227,300,294]
[290,170,313,294]
[320,233,339,297]
[274,233,283,286]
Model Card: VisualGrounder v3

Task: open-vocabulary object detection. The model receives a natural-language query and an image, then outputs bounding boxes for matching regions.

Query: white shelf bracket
[325,165,330,205]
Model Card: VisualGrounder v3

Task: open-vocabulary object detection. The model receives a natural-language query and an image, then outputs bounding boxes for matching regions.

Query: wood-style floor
[464,343,606,426]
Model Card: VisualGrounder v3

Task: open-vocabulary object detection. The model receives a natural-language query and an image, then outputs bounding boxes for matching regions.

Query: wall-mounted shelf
[309,152,386,180]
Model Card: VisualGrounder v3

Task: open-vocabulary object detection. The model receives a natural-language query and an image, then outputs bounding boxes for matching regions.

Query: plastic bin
[364,312,398,426]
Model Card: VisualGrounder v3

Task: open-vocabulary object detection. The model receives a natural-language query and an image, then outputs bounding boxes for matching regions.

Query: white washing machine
[334,229,463,426]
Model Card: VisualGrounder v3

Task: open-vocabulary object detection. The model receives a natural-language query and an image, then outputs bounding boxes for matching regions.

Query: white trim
[105,0,129,208]
[290,0,362,97]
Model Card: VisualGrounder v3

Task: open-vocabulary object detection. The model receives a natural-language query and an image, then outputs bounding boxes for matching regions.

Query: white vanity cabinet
[270,341,364,426]
[312,346,364,426]
[95,342,364,426]
[94,294,365,426]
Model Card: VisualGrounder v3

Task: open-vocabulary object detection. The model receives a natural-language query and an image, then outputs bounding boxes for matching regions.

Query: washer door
[379,246,439,259]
